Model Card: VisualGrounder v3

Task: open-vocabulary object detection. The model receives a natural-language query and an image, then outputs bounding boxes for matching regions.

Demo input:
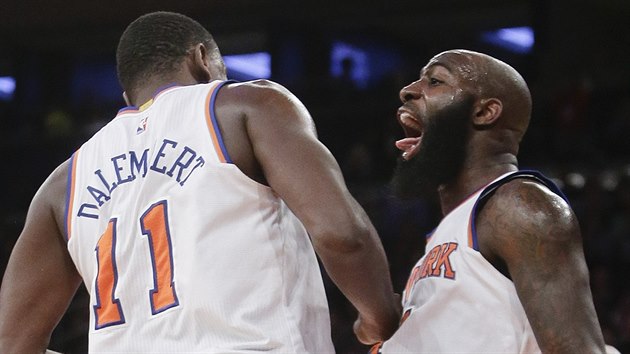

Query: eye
[429,77,443,86]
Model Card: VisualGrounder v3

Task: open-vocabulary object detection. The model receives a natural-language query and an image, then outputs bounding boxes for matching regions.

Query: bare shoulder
[217,79,314,127]
[222,79,294,98]
[212,79,316,184]
[476,178,581,267]
[482,178,577,241]
[476,178,606,353]
[217,79,292,107]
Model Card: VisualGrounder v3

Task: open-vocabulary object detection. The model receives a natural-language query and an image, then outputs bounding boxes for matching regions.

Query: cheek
[432,89,468,107]
[443,88,466,104]
[425,96,451,114]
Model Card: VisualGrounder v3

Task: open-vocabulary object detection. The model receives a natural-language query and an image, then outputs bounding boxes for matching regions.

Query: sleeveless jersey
[378,171,566,353]
[65,81,334,353]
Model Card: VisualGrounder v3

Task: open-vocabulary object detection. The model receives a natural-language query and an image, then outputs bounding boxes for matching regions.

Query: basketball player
[0,12,400,353]
[373,50,607,353]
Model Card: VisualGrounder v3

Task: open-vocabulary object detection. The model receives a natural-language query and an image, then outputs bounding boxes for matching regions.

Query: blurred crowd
[1,56,629,353]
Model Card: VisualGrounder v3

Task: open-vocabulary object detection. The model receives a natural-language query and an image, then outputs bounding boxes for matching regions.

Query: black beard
[390,94,474,199]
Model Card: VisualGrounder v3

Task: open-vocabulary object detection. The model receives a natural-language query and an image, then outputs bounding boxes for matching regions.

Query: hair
[116,11,219,94]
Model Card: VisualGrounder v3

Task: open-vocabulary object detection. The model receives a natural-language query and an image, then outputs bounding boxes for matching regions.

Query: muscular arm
[0,161,82,353]
[476,180,606,353]
[217,80,400,343]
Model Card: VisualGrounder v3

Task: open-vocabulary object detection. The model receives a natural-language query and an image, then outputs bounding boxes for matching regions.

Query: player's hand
[353,294,402,345]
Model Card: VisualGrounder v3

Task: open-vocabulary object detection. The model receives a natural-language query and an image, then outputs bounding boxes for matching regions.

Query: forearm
[0,333,49,354]
[0,335,65,353]
[0,289,62,354]
[0,219,81,354]
[0,264,79,354]
[313,219,400,338]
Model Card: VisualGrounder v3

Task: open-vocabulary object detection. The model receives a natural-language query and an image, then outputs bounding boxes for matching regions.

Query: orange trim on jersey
[66,150,80,240]
[204,83,227,163]
[465,172,515,249]
[464,176,509,248]
[369,342,383,354]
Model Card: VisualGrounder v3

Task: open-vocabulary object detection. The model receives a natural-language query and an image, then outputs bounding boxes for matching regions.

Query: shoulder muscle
[477,179,579,261]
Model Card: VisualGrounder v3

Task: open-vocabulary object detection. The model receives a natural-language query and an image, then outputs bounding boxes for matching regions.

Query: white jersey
[65,81,334,353]
[378,171,565,354]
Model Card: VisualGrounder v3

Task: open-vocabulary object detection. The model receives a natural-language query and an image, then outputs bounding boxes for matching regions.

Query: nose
[399,80,422,103]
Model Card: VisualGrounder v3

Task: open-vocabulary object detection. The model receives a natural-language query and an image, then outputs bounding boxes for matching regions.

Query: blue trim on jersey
[64,152,77,242]
[117,83,181,113]
[152,82,180,97]
[209,80,236,164]
[117,105,137,114]
[425,228,436,240]
[469,170,567,251]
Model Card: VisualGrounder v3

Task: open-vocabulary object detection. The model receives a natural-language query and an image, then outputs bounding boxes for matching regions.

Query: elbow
[309,219,372,255]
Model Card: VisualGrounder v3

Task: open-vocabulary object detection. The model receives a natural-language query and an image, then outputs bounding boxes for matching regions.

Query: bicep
[245,83,364,238]
[477,181,604,352]
[0,170,82,350]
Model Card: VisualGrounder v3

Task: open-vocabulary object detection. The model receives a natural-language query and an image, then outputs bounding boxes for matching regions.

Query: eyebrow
[421,62,453,77]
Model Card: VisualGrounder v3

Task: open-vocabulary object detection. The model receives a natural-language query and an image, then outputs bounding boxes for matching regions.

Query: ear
[188,43,212,83]
[472,98,503,126]
[122,91,131,106]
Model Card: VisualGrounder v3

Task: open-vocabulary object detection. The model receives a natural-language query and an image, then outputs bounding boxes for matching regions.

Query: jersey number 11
[93,200,179,330]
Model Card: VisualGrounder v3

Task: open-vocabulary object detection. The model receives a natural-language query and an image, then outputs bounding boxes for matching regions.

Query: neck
[437,154,518,216]
[129,69,200,107]
[131,83,174,107]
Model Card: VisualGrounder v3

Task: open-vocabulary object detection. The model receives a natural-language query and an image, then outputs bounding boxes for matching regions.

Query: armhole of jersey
[64,150,80,242]
[425,228,436,244]
[467,170,567,250]
[205,80,235,164]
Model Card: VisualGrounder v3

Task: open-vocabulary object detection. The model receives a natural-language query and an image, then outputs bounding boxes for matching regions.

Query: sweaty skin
[395,49,606,353]
[0,41,401,352]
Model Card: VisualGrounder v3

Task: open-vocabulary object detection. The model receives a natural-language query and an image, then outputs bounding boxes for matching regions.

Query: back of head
[116,11,219,96]
[465,50,532,139]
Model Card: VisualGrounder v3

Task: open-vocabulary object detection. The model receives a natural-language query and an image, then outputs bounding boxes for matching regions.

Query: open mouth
[395,110,423,160]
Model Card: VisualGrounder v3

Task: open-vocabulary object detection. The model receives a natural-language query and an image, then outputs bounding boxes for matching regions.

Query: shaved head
[428,49,532,141]
[392,49,535,199]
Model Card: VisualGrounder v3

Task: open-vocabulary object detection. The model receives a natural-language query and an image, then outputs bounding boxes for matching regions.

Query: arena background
[1,0,629,352]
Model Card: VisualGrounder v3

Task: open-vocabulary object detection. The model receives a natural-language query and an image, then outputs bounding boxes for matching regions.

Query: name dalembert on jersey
[76,137,205,220]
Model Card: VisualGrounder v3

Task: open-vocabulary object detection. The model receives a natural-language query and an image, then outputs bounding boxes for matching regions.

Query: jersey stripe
[65,150,80,241]
[467,213,477,249]
[205,81,232,163]
[467,170,567,249]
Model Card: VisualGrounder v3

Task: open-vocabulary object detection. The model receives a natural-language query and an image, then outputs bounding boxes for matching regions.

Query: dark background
[1,0,629,352]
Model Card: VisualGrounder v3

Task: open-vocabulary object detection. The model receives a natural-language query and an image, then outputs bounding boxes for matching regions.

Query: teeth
[400,113,421,131]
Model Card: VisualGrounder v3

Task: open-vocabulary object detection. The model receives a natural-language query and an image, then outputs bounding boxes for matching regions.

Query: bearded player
[374,49,607,353]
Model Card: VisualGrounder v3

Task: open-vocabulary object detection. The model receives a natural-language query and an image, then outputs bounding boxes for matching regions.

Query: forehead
[421,51,479,81]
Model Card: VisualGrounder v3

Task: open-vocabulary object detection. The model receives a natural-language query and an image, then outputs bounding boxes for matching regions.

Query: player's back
[65,81,334,353]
